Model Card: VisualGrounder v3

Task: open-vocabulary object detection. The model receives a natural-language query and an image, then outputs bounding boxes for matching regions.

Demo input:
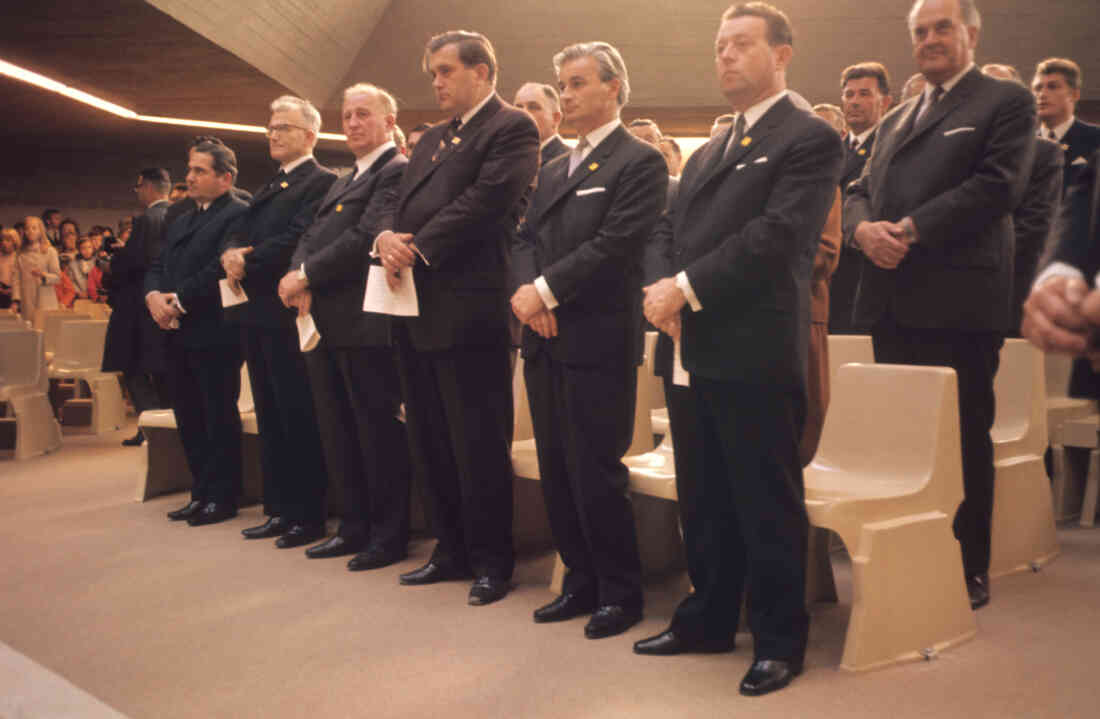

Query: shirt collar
[736,89,789,134]
[148,198,171,209]
[579,117,622,151]
[540,134,563,150]
[459,90,496,128]
[850,125,876,148]
[280,154,314,175]
[922,62,974,103]
[354,140,397,177]
[1042,116,1076,142]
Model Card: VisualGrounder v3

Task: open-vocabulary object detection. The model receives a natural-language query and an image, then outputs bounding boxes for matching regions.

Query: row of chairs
[0,314,62,459]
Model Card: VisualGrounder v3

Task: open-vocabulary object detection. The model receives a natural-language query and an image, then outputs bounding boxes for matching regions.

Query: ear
[774,44,793,71]
[881,93,894,112]
[475,63,491,83]
[552,110,562,126]
[966,24,978,49]
[606,76,622,102]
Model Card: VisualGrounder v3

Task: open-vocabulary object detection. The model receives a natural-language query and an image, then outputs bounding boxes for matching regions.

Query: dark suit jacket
[845,68,1037,333]
[514,124,667,368]
[388,94,540,351]
[1010,137,1063,333]
[541,136,569,166]
[653,95,843,389]
[290,148,407,348]
[830,129,878,331]
[146,192,249,349]
[101,199,169,374]
[224,158,336,328]
[1059,118,1100,192]
[841,129,876,191]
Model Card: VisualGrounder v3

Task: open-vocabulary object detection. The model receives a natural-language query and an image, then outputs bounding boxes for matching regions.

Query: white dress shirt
[1040,116,1075,142]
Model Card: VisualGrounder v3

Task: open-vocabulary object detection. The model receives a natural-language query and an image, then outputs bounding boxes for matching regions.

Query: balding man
[515,82,569,165]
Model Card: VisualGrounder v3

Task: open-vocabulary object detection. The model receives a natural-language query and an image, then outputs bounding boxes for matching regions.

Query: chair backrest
[1044,351,1074,398]
[826,334,875,385]
[51,319,109,371]
[992,339,1048,456]
[0,328,45,390]
[813,363,963,509]
[72,300,111,319]
[626,347,658,457]
[238,363,254,414]
[42,310,92,355]
[512,355,533,442]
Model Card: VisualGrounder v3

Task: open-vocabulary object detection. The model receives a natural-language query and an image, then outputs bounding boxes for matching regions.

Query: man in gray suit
[846,0,1037,610]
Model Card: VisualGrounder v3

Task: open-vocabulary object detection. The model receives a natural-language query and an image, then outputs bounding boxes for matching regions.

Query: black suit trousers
[525,355,643,607]
[871,322,1003,577]
[304,344,410,551]
[168,344,243,505]
[670,376,809,663]
[395,326,515,579]
[242,325,328,523]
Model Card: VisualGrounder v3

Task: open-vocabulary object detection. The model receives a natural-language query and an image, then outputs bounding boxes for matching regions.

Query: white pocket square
[575,187,606,196]
[753,156,769,164]
[1072,156,1088,166]
[943,126,976,136]
[736,163,747,170]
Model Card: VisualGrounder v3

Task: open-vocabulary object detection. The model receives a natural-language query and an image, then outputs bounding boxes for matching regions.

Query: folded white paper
[363,264,419,316]
[673,337,690,387]
[219,278,248,307]
[296,312,320,352]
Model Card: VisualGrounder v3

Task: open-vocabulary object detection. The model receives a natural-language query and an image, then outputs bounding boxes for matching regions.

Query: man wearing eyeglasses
[221,96,337,549]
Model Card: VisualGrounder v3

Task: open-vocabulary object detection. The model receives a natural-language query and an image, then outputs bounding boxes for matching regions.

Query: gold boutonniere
[741,136,752,147]
[1061,143,1070,151]
[588,162,599,171]
[280,181,289,189]
[335,204,343,213]
[857,148,866,156]
[451,136,462,145]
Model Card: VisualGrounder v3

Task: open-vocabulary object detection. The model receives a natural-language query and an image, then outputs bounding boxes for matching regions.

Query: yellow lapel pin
[588,162,599,171]
[858,148,866,156]
[1061,143,1070,151]
[280,181,289,189]
[451,136,462,145]
[335,204,343,213]
[740,136,752,147]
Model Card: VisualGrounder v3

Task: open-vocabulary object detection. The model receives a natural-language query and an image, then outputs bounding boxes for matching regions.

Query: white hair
[553,41,631,106]
[270,95,322,134]
[343,83,398,118]
[908,0,982,30]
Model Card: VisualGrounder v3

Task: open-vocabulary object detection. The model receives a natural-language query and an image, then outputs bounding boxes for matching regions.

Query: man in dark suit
[830,61,892,333]
[146,137,249,526]
[1032,58,1100,194]
[511,41,667,639]
[277,83,412,570]
[514,82,569,167]
[983,64,1064,335]
[103,168,171,447]
[638,3,842,696]
[376,30,539,606]
[220,96,336,549]
[846,0,1037,610]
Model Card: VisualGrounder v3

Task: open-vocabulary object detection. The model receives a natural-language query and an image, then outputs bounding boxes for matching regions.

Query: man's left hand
[510,283,547,323]
[221,246,253,281]
[278,270,307,307]
[644,277,687,330]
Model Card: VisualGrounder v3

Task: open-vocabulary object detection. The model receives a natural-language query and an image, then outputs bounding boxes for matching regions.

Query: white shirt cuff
[533,276,559,310]
[1032,262,1086,292]
[168,293,186,314]
[370,233,383,259]
[298,263,308,285]
[676,271,702,312]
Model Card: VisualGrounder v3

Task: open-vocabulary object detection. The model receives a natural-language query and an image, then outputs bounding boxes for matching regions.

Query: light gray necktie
[722,113,747,160]
[567,136,589,176]
[914,85,944,127]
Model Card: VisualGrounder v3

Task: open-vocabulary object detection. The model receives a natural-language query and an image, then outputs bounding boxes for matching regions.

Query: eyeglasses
[266,123,309,136]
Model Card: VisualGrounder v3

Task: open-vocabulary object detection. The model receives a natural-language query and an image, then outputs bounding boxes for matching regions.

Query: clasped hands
[220,246,253,296]
[853,217,918,269]
[1022,275,1100,369]
[643,277,686,340]
[145,291,181,330]
[276,268,311,317]
[377,230,421,291]
[510,284,557,338]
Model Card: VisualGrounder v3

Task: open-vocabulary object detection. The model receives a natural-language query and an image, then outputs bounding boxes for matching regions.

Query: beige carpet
[1,425,1098,718]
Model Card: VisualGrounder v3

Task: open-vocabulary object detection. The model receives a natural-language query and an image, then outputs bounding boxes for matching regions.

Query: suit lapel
[169,193,229,250]
[892,68,979,158]
[536,125,626,221]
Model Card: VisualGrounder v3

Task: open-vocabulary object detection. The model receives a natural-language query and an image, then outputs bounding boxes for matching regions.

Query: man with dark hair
[169,183,188,202]
[639,1,842,696]
[848,0,1037,610]
[41,209,61,248]
[221,96,336,549]
[659,137,682,177]
[146,136,249,526]
[900,71,927,101]
[278,84,413,570]
[1032,58,1100,193]
[103,168,172,446]
[376,29,539,606]
[831,61,893,333]
[512,40,667,640]
[514,82,568,165]
[405,123,431,153]
[627,118,662,146]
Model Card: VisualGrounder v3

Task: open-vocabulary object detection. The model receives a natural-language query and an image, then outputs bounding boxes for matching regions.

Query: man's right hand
[854,220,910,269]
[145,291,180,329]
[1021,275,1090,354]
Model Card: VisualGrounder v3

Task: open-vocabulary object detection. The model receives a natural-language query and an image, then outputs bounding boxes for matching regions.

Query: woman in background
[0,228,21,311]
[17,216,61,320]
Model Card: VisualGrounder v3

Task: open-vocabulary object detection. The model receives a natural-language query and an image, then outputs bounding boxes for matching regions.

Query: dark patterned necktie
[432,117,463,162]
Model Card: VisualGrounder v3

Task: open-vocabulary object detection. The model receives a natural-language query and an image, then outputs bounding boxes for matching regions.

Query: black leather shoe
[633,629,735,655]
[533,593,597,623]
[241,516,287,539]
[967,573,991,610]
[167,500,202,521]
[399,561,471,586]
[187,502,237,526]
[739,659,802,696]
[348,546,406,571]
[121,431,145,447]
[468,576,511,605]
[584,605,642,639]
[274,522,326,548]
[305,534,366,559]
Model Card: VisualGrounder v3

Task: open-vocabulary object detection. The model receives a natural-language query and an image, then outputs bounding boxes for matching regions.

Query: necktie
[568,136,589,176]
[1047,128,1057,141]
[723,113,747,160]
[850,136,860,153]
[915,85,944,127]
[433,117,463,162]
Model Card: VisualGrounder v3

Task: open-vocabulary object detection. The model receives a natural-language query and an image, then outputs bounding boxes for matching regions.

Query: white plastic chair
[47,319,124,435]
[0,328,62,459]
[1044,352,1096,520]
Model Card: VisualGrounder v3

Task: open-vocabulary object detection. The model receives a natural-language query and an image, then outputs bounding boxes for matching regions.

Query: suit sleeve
[243,173,335,282]
[686,123,844,308]
[1014,143,1064,291]
[412,114,540,267]
[1040,151,1098,278]
[909,86,1037,250]
[542,150,668,304]
[509,219,538,290]
[304,165,405,290]
[816,188,843,282]
[175,208,244,311]
[106,215,146,291]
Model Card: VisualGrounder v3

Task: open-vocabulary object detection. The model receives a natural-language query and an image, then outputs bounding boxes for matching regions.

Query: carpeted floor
[1,425,1098,718]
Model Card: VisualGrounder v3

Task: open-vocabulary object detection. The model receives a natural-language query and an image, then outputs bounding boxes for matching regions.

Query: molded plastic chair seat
[826,334,874,382]
[71,300,111,319]
[46,319,124,434]
[1044,353,1096,521]
[0,328,61,459]
[805,363,975,672]
[38,310,92,365]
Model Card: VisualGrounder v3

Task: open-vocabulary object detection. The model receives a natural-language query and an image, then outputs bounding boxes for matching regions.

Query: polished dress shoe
[241,516,287,539]
[584,605,642,639]
[633,629,735,655]
[305,534,365,559]
[967,573,991,610]
[739,659,802,696]
[274,522,326,548]
[468,576,511,606]
[347,546,405,571]
[167,500,203,521]
[399,561,471,586]
[121,431,145,447]
[533,593,597,623]
[186,502,237,526]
